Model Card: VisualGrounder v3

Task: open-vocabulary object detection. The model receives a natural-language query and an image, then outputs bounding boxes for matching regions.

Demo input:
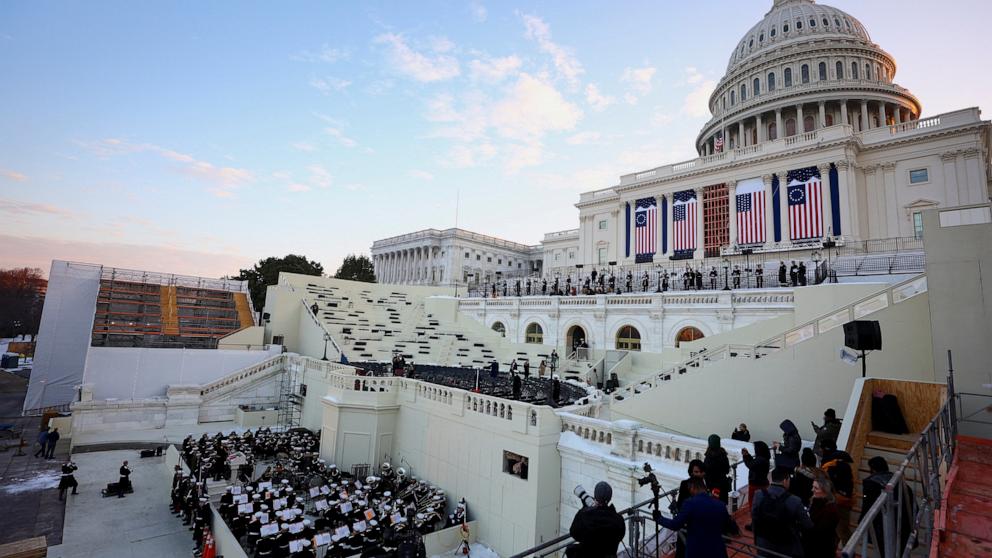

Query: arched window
[801,64,810,84]
[752,78,760,96]
[796,20,803,30]
[675,326,705,348]
[770,27,777,38]
[730,90,736,106]
[865,64,871,80]
[786,118,796,136]
[851,62,859,79]
[783,23,790,33]
[525,323,543,344]
[491,322,506,337]
[818,62,827,81]
[616,325,642,351]
[784,68,793,87]
[768,72,776,91]
[768,122,777,140]
[825,113,834,126]
[740,83,747,101]
[836,61,843,79]
[809,18,816,28]
[804,115,815,132]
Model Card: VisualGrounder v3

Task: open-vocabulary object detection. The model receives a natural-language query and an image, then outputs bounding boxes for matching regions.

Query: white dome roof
[727,0,871,74]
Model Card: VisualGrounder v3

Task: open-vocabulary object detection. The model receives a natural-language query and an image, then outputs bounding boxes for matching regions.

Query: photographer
[59,460,79,500]
[567,481,625,557]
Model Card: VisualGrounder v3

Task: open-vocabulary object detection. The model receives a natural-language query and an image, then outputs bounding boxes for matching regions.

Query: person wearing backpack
[751,467,812,557]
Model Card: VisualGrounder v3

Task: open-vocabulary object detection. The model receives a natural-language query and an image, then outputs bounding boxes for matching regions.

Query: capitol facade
[372,0,991,285]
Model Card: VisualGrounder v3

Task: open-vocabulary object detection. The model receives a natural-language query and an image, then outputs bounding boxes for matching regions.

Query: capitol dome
[695,0,921,156]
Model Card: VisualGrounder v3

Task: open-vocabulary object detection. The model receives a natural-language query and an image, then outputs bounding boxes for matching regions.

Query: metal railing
[840,356,984,558]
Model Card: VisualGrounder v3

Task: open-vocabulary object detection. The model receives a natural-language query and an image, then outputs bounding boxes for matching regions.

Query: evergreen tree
[333,254,376,283]
[229,254,324,310]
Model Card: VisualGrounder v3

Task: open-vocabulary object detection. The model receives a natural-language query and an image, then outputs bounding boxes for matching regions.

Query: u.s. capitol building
[373,0,990,284]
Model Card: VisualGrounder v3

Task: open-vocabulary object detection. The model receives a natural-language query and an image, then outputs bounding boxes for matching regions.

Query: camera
[573,485,596,508]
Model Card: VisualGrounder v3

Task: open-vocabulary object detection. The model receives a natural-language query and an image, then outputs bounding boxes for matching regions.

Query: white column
[763,174,775,244]
[756,114,764,143]
[775,109,783,140]
[818,163,833,237]
[695,187,705,258]
[860,100,869,130]
[818,101,826,128]
[894,104,902,125]
[878,102,887,128]
[727,180,738,248]
[778,172,790,244]
[840,100,849,126]
[796,103,804,133]
[737,121,745,148]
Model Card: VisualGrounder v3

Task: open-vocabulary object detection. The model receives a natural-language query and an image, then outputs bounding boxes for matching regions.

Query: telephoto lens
[573,485,596,507]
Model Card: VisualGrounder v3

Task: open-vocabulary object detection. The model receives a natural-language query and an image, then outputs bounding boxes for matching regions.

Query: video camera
[637,463,662,511]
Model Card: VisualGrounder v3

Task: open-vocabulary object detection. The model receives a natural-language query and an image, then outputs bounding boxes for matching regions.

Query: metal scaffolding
[276,361,303,430]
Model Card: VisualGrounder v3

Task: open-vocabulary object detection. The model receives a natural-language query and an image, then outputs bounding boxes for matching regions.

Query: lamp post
[822,238,837,283]
[321,334,330,361]
[811,250,822,284]
[722,257,731,291]
[656,268,662,293]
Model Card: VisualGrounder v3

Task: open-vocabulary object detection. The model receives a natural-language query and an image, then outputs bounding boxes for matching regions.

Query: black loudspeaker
[843,320,882,351]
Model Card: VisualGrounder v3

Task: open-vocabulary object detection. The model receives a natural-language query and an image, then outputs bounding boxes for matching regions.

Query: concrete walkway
[47,449,194,558]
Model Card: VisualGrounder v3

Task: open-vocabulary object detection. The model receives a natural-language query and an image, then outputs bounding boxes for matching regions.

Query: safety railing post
[882,494,896,558]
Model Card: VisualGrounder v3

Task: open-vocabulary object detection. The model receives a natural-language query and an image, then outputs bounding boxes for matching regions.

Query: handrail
[299,297,343,357]
[612,273,927,402]
[841,378,959,558]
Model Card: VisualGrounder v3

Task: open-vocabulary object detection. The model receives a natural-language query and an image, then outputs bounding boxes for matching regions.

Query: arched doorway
[491,322,506,337]
[616,325,642,351]
[525,323,543,344]
[675,326,705,348]
[566,325,587,351]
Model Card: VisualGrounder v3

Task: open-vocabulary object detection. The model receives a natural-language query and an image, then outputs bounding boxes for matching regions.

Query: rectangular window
[913,212,924,239]
[518,263,522,268]
[569,252,575,260]
[555,253,560,261]
[498,258,502,264]
[598,220,608,230]
[909,168,929,184]
[486,256,491,262]
[465,252,470,258]
[503,451,529,480]
[598,247,607,264]
[476,255,481,261]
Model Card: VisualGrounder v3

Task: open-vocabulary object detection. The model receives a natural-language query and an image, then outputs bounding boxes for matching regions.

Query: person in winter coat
[804,478,840,558]
[773,419,802,471]
[538,360,547,378]
[34,427,49,458]
[741,441,771,517]
[812,408,843,458]
[654,478,731,558]
[703,435,731,504]
[567,482,625,558]
[820,439,855,544]
[731,423,751,442]
[671,460,708,558]
[778,262,787,286]
[862,457,913,556]
[751,467,813,558]
[789,448,821,506]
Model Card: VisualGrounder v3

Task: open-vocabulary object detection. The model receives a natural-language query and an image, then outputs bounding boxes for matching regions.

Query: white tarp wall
[24,260,102,413]
[83,345,282,400]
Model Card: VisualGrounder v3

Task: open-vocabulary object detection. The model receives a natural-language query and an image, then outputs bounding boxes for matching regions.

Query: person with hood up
[703,435,731,504]
[773,419,802,471]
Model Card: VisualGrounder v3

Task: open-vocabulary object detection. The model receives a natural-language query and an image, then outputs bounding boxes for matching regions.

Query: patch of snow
[0,470,60,494]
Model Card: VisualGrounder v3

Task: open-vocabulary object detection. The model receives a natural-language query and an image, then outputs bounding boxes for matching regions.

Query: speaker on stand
[842,320,881,377]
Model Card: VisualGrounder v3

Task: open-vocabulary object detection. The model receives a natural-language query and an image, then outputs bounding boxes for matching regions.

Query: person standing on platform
[732,266,741,289]
[512,373,522,400]
[789,261,799,286]
[798,261,807,286]
[695,269,703,290]
[778,261,787,286]
[118,460,132,497]
[33,426,49,458]
[709,267,718,289]
[773,420,802,472]
[756,264,764,288]
[489,360,499,382]
[541,279,547,295]
[625,271,632,293]
[59,460,79,500]
[523,360,530,378]
[515,280,521,297]
[538,360,546,378]
[662,271,669,292]
[641,272,649,292]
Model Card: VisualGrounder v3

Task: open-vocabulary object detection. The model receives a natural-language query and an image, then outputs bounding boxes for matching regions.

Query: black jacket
[568,504,626,557]
[704,449,731,501]
[776,420,802,470]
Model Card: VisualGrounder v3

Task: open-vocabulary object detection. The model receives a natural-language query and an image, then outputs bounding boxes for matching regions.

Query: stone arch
[491,321,506,337]
[565,323,588,352]
[525,322,544,344]
[675,326,706,348]
[615,324,642,351]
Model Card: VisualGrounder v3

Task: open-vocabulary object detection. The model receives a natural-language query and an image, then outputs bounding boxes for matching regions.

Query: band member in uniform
[118,460,132,498]
[59,460,79,500]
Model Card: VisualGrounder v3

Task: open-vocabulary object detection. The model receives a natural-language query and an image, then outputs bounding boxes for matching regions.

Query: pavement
[46,449,196,558]
[0,370,67,547]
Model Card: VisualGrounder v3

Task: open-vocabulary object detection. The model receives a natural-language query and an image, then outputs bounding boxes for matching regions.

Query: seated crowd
[171,427,469,558]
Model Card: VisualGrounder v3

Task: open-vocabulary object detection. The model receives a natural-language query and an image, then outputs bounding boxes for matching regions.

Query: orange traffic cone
[202,531,216,558]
